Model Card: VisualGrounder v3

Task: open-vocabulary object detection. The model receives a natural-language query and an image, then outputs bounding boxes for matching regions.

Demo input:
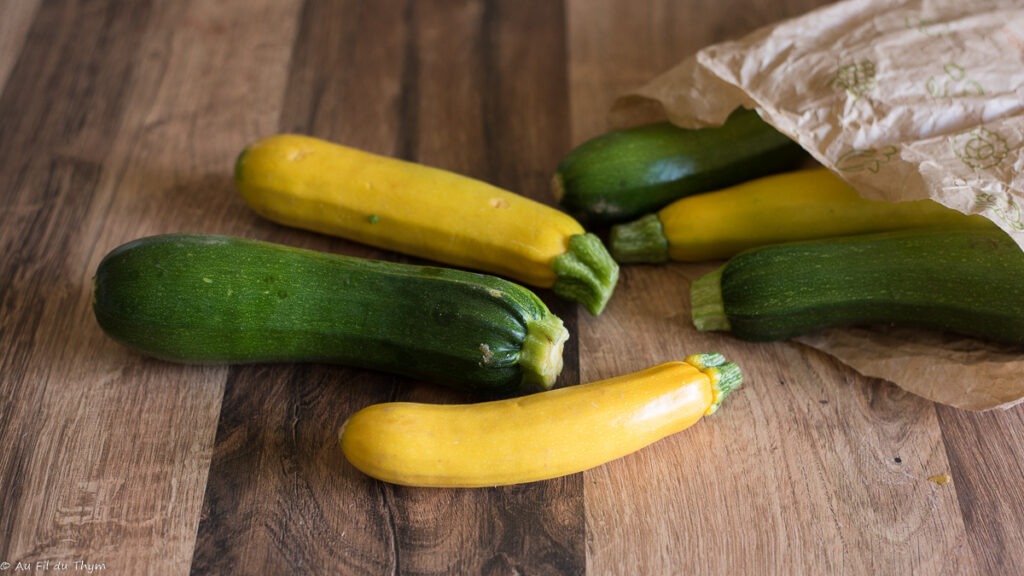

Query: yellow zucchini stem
[689,267,731,333]
[684,352,742,414]
[550,233,620,315]
[518,314,570,391]
[608,214,670,263]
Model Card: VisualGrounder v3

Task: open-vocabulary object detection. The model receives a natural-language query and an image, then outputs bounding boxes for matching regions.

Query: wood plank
[362,1,585,569]
[565,0,695,144]
[195,0,419,571]
[0,0,41,95]
[566,0,831,144]
[190,365,400,574]
[193,1,584,574]
[1,0,301,573]
[0,0,159,564]
[83,0,303,571]
[938,404,1024,573]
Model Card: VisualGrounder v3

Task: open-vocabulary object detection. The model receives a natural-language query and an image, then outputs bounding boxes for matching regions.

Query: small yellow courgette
[339,354,742,488]
[610,168,996,263]
[235,134,619,315]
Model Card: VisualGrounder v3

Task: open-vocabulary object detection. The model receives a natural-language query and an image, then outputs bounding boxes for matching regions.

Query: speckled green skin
[553,108,806,225]
[93,234,568,394]
[691,228,1024,345]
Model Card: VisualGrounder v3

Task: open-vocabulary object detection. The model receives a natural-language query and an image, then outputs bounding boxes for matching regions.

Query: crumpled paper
[609,0,1024,410]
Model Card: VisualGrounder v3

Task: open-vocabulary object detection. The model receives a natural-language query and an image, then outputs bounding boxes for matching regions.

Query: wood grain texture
[3,0,1024,574]
[0,0,173,569]
[0,0,40,95]
[2,0,298,573]
[937,404,1024,573]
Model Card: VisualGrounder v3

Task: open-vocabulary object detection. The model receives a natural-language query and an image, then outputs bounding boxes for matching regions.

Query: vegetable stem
[518,314,570,391]
[684,353,743,414]
[689,266,731,333]
[609,214,670,263]
[551,233,620,316]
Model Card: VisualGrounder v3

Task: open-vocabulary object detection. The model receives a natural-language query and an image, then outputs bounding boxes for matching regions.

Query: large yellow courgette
[339,354,742,488]
[610,168,996,263]
[235,134,619,315]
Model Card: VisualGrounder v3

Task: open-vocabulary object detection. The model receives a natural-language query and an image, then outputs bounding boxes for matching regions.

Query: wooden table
[4,0,1024,573]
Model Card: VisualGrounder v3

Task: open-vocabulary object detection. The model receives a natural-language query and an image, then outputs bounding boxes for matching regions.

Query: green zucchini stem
[518,313,570,391]
[689,266,732,333]
[551,233,620,316]
[684,352,743,414]
[609,214,670,264]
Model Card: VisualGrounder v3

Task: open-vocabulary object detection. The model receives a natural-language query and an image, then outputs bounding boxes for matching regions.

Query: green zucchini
[690,228,1024,345]
[551,108,806,225]
[92,234,569,394]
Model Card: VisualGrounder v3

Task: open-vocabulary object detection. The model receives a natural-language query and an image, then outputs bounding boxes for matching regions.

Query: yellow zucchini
[235,134,619,315]
[610,168,996,263]
[339,354,742,488]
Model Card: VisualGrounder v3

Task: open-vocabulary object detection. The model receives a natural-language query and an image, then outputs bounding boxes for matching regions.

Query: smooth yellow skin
[236,134,585,288]
[339,361,714,488]
[661,168,995,261]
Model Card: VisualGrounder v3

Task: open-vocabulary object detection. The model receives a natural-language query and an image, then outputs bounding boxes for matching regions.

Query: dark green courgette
[92,234,569,394]
[551,108,806,225]
[690,228,1024,345]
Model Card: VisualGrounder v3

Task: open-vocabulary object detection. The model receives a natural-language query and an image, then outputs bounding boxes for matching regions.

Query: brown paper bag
[610,0,1024,410]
